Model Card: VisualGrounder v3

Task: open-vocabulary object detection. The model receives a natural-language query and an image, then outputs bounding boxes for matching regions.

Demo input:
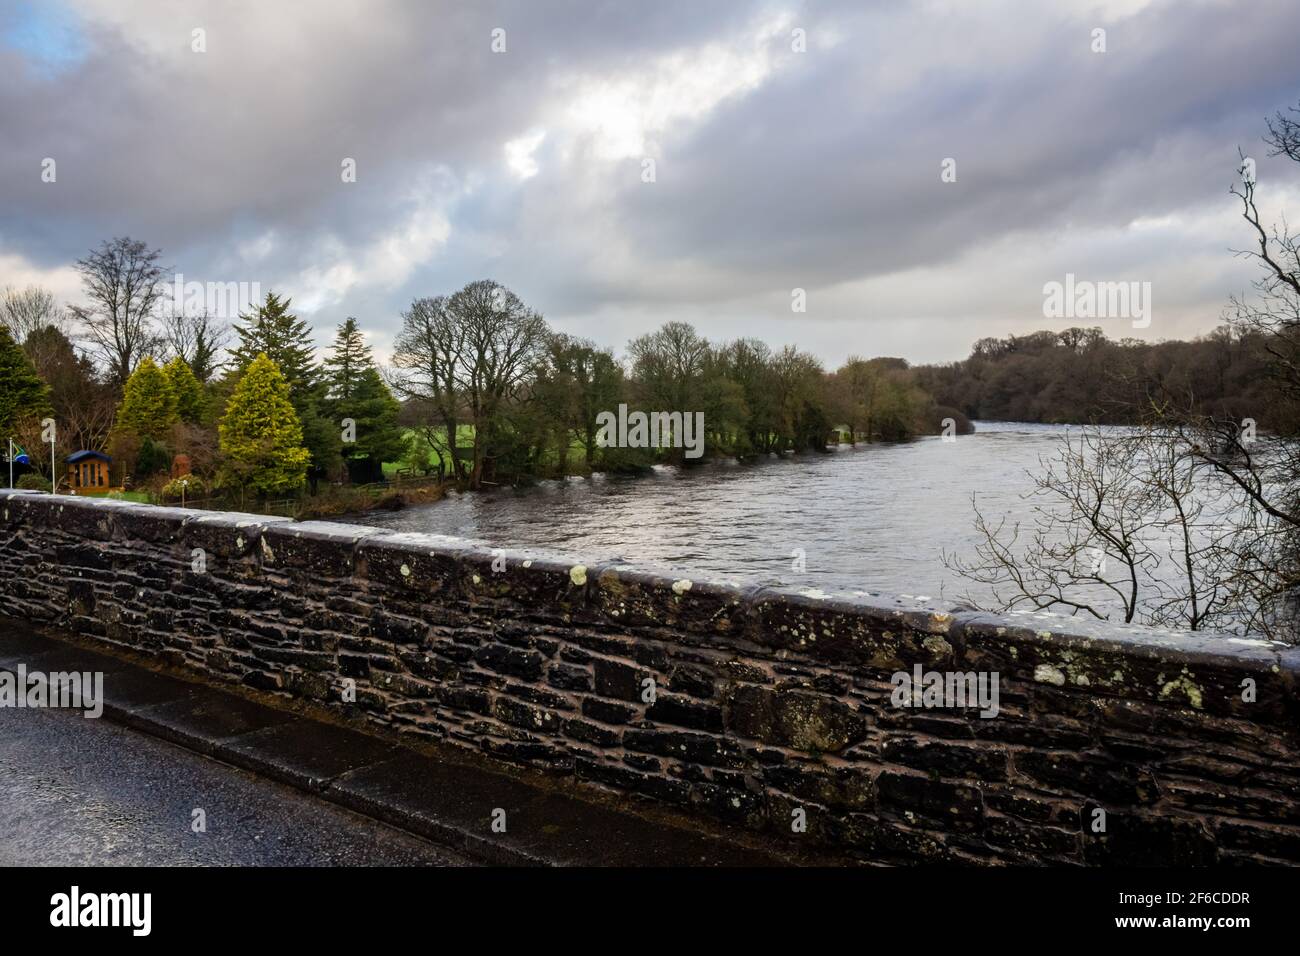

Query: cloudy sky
[2,0,1299,366]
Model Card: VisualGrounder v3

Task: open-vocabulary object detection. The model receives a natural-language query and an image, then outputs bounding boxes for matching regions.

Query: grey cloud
[2,0,1298,366]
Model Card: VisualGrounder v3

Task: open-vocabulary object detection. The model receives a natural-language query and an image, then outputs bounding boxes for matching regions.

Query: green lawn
[381,425,476,478]
[78,489,153,503]
[380,424,600,480]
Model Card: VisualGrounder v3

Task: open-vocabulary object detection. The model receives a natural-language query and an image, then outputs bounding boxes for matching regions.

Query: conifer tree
[342,367,407,478]
[0,326,51,437]
[163,356,205,424]
[218,353,310,496]
[230,292,338,476]
[114,356,177,441]
[324,318,406,481]
[231,292,317,386]
[324,317,370,403]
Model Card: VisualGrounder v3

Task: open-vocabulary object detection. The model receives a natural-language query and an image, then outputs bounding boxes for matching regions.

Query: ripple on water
[343,423,1216,617]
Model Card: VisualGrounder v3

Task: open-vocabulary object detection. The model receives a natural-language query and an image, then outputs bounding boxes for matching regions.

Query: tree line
[939,102,1300,640]
[0,263,405,502]
[391,284,964,488]
[1,260,960,499]
[914,324,1300,434]
[3,233,1297,516]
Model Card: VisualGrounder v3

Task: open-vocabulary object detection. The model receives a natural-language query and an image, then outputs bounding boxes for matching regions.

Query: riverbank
[294,480,449,520]
[50,476,452,521]
[322,423,1161,621]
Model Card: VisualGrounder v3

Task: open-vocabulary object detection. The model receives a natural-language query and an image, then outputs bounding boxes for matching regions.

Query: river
[339,422,1119,610]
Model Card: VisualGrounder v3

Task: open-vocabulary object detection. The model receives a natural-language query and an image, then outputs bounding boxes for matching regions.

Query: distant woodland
[915,325,1300,433]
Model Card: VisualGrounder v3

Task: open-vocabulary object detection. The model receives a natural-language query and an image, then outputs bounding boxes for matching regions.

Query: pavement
[0,621,791,867]
[0,699,474,866]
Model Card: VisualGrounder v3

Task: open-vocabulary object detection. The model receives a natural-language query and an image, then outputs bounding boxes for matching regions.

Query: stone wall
[2,488,1298,864]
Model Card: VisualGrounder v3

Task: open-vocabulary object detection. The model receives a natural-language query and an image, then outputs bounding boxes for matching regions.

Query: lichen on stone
[1159,674,1204,709]
[1034,663,1066,686]
[922,635,953,659]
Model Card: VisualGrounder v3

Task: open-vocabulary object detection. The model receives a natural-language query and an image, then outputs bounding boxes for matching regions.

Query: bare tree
[450,280,549,487]
[1129,113,1300,634]
[544,335,624,468]
[21,324,116,453]
[1131,434,1240,631]
[626,321,711,461]
[947,429,1159,623]
[69,237,166,388]
[1265,103,1300,164]
[391,282,550,488]
[159,308,229,382]
[953,105,1300,641]
[392,295,465,481]
[628,320,709,412]
[0,286,71,343]
[945,428,1250,632]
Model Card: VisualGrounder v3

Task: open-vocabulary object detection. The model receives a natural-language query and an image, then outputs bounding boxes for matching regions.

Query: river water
[343,422,1097,609]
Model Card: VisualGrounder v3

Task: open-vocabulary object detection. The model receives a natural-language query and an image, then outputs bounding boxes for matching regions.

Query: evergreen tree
[325,318,406,481]
[230,292,339,475]
[114,356,177,441]
[230,292,317,384]
[0,326,51,437]
[135,435,172,477]
[219,353,310,496]
[163,356,205,424]
[342,367,407,479]
[324,317,370,403]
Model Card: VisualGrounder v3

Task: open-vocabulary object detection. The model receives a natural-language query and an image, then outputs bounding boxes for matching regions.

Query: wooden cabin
[66,450,111,491]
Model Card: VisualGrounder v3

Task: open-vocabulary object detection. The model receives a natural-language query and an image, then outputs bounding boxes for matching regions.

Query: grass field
[380,425,598,480]
[78,489,153,503]
[381,425,475,478]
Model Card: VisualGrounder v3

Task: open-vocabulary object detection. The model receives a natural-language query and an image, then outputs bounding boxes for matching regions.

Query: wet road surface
[0,702,475,866]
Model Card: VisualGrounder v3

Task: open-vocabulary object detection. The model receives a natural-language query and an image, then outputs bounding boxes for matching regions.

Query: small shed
[67,450,111,491]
